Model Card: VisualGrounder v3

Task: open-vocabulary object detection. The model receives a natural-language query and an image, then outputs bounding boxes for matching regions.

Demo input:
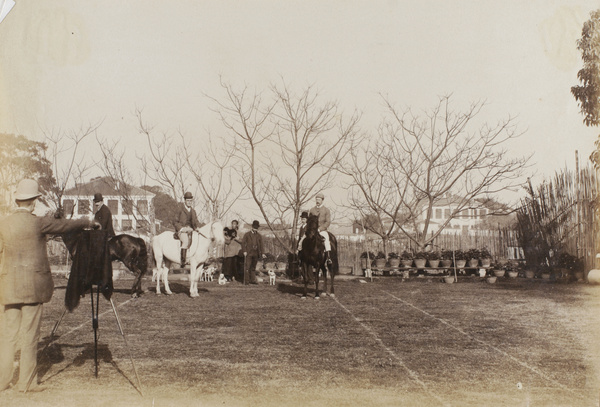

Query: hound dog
[201,265,216,282]
[268,269,276,285]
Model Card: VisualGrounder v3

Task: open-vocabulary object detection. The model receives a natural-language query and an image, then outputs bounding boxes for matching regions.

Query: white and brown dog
[217,273,227,285]
[268,269,276,285]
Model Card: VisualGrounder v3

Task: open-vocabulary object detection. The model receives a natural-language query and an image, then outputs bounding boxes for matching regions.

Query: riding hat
[316,192,325,199]
[300,211,309,219]
[252,220,260,229]
[93,193,103,203]
[184,191,193,200]
[14,179,42,201]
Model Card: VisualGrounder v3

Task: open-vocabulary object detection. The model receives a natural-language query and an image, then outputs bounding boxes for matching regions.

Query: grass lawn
[2,273,599,407]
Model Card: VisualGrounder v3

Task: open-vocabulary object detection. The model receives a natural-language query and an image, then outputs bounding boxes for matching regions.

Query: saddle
[173,231,194,248]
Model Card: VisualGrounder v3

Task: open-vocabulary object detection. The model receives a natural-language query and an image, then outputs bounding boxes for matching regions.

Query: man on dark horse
[173,191,202,268]
[309,192,332,265]
[92,193,115,238]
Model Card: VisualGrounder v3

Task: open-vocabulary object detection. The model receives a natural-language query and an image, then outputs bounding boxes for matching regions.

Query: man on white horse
[174,191,202,268]
[309,192,332,265]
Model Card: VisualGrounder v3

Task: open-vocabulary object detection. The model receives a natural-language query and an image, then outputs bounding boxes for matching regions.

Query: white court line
[52,298,134,339]
[384,291,590,401]
[334,297,450,407]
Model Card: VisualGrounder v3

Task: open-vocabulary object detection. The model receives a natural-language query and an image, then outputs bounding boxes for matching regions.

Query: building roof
[63,176,155,198]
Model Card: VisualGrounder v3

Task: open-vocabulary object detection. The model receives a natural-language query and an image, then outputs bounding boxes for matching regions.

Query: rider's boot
[180,249,187,269]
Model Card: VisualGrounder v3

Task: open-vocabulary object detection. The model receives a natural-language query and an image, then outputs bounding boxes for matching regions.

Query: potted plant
[427,250,441,268]
[413,251,428,268]
[479,248,492,267]
[504,261,519,278]
[360,251,375,270]
[453,250,467,269]
[466,248,481,268]
[388,252,401,268]
[537,264,552,280]
[374,251,387,269]
[443,267,455,284]
[492,262,506,278]
[440,250,453,268]
[400,250,413,267]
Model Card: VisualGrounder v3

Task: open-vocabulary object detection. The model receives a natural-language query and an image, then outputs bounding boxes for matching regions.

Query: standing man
[173,191,202,267]
[242,220,266,285]
[0,179,97,392]
[92,193,115,238]
[297,211,309,254]
[309,192,332,264]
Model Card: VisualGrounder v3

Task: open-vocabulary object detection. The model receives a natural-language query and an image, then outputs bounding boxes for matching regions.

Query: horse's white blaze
[152,221,225,297]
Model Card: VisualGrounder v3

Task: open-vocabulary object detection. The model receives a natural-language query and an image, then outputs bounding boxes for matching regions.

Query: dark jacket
[94,204,115,237]
[242,229,263,257]
[0,209,91,305]
[298,224,307,240]
[173,203,201,231]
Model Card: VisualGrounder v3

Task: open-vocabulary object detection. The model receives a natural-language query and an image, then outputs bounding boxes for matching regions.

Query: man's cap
[184,191,193,200]
[93,193,103,203]
[301,211,309,219]
[316,192,325,199]
[14,179,42,201]
[252,220,260,229]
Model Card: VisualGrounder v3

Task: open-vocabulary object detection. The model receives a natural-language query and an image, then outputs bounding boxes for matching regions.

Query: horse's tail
[329,233,339,276]
[136,237,149,274]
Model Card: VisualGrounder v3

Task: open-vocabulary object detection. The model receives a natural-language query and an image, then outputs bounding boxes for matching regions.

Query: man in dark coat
[242,220,266,284]
[0,179,96,393]
[173,191,202,267]
[309,192,332,264]
[92,192,115,238]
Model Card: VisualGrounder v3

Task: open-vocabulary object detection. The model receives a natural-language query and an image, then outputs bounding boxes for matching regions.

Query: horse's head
[305,214,319,238]
[211,221,226,245]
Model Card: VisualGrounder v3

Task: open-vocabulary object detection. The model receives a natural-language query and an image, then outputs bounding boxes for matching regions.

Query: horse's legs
[314,266,320,300]
[189,261,199,297]
[130,265,142,298]
[162,266,173,295]
[301,263,308,299]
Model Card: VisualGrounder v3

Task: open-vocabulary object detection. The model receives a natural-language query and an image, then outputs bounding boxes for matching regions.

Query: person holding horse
[242,220,266,285]
[173,191,202,268]
[0,179,99,393]
[309,192,332,265]
[92,192,115,238]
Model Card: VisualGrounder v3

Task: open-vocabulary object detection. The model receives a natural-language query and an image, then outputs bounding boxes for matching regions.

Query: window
[460,209,468,218]
[137,219,149,230]
[480,209,487,218]
[78,200,90,215]
[63,199,74,216]
[122,219,133,230]
[444,209,451,219]
[137,199,148,215]
[108,199,118,214]
[122,200,133,215]
[435,208,442,219]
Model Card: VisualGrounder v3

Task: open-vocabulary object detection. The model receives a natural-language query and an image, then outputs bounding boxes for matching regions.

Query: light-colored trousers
[0,303,43,391]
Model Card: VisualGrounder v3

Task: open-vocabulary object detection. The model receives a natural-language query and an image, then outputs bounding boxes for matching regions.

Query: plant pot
[401,259,413,268]
[443,275,455,284]
[374,259,387,269]
[455,260,467,269]
[389,258,401,268]
[468,259,479,268]
[440,259,453,268]
[525,269,535,279]
[508,271,519,278]
[414,258,427,268]
[588,269,600,284]
[480,258,492,268]
[486,276,497,284]
[493,269,505,278]
[428,259,440,268]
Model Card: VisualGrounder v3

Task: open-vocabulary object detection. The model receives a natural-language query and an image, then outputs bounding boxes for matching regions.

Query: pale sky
[1,1,598,204]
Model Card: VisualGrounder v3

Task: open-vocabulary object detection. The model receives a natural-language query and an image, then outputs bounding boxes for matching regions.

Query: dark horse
[56,211,149,297]
[298,214,339,299]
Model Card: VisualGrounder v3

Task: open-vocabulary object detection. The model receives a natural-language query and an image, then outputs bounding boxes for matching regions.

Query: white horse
[152,221,225,297]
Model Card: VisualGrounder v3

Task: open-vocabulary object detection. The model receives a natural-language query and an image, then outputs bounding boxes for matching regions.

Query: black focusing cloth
[65,230,113,311]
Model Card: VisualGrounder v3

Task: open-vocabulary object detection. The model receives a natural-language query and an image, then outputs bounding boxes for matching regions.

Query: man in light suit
[0,179,96,392]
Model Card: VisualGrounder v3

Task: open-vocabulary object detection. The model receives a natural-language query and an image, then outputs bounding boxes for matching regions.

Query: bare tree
[42,123,100,216]
[209,79,360,254]
[346,95,530,250]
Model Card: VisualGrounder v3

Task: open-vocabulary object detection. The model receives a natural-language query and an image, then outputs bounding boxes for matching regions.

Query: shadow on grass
[276,282,314,296]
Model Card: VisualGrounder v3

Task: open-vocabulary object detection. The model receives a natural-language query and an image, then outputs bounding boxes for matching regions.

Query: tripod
[27,285,143,396]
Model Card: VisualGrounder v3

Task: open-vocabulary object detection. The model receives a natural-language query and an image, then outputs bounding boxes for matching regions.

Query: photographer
[0,179,98,393]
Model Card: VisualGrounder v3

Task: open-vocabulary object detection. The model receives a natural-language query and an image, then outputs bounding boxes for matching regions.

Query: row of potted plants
[360,248,493,269]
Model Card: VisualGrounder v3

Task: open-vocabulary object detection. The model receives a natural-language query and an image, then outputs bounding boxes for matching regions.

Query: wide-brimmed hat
[316,192,325,199]
[93,193,103,203]
[252,220,260,229]
[184,192,193,200]
[300,211,309,219]
[14,179,42,201]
